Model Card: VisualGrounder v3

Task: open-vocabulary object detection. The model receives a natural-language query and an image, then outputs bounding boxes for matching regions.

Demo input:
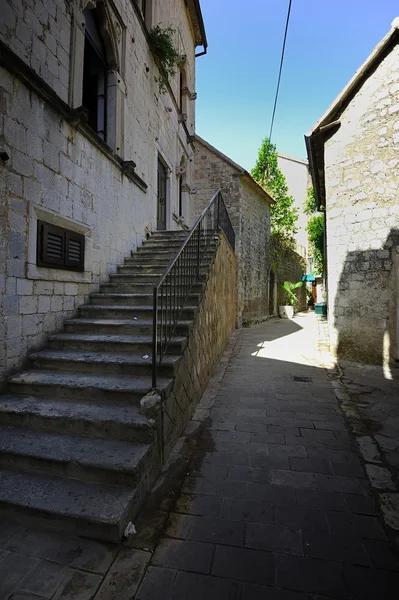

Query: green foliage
[251,137,298,246]
[304,186,324,274]
[307,214,324,274]
[281,280,303,306]
[149,25,179,94]
[304,186,318,215]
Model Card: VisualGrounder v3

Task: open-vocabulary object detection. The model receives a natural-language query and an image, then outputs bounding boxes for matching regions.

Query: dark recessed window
[82,9,107,140]
[37,221,85,272]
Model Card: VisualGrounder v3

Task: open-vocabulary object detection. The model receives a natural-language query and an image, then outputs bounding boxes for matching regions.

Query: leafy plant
[304,187,325,274]
[149,25,179,94]
[281,280,303,306]
[251,137,298,247]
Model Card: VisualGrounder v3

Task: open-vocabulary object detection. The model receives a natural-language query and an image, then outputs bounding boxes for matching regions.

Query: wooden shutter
[37,221,85,272]
[65,230,85,271]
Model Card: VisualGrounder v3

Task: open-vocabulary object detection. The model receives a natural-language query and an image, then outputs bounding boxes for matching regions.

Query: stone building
[193,135,274,325]
[306,18,399,365]
[277,152,310,260]
[0,0,207,386]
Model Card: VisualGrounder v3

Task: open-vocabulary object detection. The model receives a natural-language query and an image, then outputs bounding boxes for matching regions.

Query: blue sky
[195,0,398,170]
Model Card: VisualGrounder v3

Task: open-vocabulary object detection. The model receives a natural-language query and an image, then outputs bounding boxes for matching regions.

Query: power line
[269,0,293,142]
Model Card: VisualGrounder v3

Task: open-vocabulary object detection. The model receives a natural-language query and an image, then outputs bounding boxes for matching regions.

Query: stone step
[29,350,180,377]
[8,371,173,404]
[149,231,188,239]
[0,468,138,541]
[110,271,208,283]
[0,425,155,486]
[89,292,201,307]
[47,333,187,355]
[100,281,204,295]
[79,304,197,320]
[0,395,153,443]
[64,318,193,337]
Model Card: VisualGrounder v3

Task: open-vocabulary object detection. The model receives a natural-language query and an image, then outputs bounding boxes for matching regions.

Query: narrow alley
[1,313,398,599]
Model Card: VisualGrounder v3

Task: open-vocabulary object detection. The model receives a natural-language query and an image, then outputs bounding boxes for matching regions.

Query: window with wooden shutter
[37,221,85,272]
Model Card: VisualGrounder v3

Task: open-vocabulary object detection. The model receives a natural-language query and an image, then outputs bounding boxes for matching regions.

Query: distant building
[193,135,274,325]
[277,152,310,260]
[306,18,399,365]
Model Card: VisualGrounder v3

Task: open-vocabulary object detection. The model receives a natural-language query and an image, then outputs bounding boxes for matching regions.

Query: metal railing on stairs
[152,189,235,389]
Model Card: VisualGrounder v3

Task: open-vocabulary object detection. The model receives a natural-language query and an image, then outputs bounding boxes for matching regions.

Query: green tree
[251,137,298,247]
[305,187,324,274]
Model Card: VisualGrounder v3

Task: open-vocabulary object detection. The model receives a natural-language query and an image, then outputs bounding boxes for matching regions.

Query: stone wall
[324,42,399,364]
[193,137,271,326]
[0,0,200,386]
[162,232,237,457]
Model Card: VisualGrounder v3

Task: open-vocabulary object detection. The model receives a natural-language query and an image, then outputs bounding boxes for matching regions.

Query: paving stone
[221,497,273,524]
[189,462,229,480]
[212,545,275,585]
[306,448,360,463]
[249,454,289,469]
[326,511,387,540]
[344,493,377,515]
[4,527,65,560]
[378,492,399,529]
[250,433,286,445]
[95,548,151,600]
[216,430,251,443]
[172,571,241,600]
[168,513,246,546]
[152,538,213,573]
[175,493,223,517]
[303,530,369,565]
[275,554,348,598]
[20,561,69,598]
[0,520,24,546]
[0,553,40,598]
[52,537,117,573]
[289,457,332,474]
[331,462,366,478]
[313,473,368,495]
[248,482,297,505]
[362,539,399,571]
[135,566,176,600]
[228,465,270,483]
[365,464,396,490]
[274,505,329,532]
[242,584,313,600]
[53,569,102,600]
[246,522,303,555]
[357,437,382,464]
[343,564,399,600]
[296,489,347,511]
[270,469,316,488]
[182,476,247,498]
[268,444,307,458]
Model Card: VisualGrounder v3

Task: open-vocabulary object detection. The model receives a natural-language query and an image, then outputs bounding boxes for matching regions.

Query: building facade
[0,0,206,386]
[306,19,399,365]
[193,135,273,325]
[277,152,310,260]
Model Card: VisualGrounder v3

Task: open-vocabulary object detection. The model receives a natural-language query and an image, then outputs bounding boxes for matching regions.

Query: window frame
[37,220,85,272]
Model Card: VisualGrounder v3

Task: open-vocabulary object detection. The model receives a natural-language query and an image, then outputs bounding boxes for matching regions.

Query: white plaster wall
[277,154,309,257]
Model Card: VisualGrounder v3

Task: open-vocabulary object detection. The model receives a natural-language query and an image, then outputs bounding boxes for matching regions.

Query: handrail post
[152,286,158,389]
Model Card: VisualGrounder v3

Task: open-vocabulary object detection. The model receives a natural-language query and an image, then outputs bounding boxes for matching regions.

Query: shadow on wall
[334,228,399,372]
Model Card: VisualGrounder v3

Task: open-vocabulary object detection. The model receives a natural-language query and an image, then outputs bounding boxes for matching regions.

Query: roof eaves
[186,0,208,50]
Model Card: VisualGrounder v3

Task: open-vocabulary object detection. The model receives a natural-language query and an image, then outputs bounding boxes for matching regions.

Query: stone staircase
[0,230,216,541]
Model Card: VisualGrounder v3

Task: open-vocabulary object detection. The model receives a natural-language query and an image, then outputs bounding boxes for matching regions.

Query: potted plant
[279,280,303,319]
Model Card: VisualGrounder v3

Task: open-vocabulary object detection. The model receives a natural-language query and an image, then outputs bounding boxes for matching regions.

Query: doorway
[157,158,167,230]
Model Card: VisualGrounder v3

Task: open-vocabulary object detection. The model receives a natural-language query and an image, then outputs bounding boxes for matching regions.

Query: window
[37,221,85,272]
[82,9,108,140]
[178,175,183,217]
[136,0,151,27]
[179,69,187,115]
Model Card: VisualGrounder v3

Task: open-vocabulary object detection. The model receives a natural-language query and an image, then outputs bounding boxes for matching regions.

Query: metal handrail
[152,189,235,389]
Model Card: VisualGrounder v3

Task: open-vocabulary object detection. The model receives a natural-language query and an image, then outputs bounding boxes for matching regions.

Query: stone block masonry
[0,0,202,387]
[324,43,399,363]
[163,233,237,457]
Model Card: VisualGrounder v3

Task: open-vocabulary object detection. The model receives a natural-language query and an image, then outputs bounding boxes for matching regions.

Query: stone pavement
[1,313,399,599]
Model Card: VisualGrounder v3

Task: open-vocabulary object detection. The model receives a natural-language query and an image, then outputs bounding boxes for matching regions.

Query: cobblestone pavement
[1,313,399,599]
